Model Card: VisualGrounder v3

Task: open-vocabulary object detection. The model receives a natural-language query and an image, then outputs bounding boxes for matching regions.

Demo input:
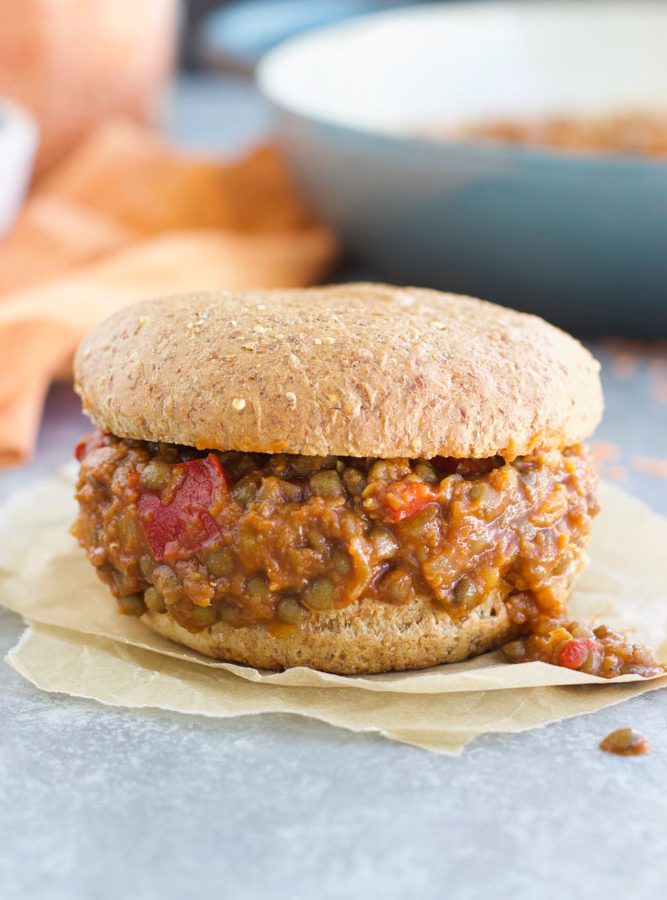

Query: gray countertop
[2,76,667,900]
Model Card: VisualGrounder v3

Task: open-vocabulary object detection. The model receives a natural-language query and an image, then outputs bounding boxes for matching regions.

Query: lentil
[219,603,243,626]
[342,467,366,495]
[139,554,154,580]
[246,576,270,601]
[369,527,399,561]
[140,459,172,491]
[144,586,166,613]
[453,576,478,608]
[192,605,217,626]
[413,461,438,484]
[231,477,258,506]
[379,568,413,604]
[291,455,325,477]
[117,593,145,616]
[277,597,307,625]
[205,549,234,578]
[309,469,345,498]
[303,578,335,610]
[331,551,353,576]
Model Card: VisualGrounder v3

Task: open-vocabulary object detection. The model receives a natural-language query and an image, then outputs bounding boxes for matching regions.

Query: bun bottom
[141,592,517,675]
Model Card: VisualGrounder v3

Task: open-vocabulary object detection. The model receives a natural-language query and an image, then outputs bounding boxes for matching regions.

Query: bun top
[74,283,603,460]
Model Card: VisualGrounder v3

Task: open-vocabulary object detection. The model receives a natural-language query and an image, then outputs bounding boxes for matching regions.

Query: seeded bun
[142,591,516,675]
[74,283,602,460]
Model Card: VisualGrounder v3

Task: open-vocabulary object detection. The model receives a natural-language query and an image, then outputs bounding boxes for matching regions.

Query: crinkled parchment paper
[1,468,666,753]
[8,623,665,755]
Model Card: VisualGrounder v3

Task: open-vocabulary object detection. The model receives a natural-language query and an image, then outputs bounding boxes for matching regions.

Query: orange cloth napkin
[0,120,337,468]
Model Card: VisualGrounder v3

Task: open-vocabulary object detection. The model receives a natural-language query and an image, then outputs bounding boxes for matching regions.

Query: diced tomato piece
[74,430,105,461]
[138,454,229,560]
[558,638,599,670]
[381,481,436,522]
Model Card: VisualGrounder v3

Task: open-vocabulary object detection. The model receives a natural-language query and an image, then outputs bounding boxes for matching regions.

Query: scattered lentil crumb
[599,728,651,756]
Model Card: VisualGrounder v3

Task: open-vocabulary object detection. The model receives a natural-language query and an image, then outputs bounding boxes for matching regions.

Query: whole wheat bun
[142,591,515,675]
[74,283,602,460]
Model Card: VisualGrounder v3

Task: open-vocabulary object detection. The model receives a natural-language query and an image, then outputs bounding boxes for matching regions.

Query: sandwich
[72,283,606,675]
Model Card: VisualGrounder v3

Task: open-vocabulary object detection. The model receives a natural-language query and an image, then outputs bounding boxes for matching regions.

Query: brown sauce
[422,112,667,158]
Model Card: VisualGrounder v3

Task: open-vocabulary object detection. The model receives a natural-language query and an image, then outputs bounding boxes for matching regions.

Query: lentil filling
[423,112,667,158]
[71,431,663,677]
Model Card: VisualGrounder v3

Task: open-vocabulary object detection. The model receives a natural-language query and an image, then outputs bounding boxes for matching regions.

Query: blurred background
[0,0,666,486]
[3,0,667,319]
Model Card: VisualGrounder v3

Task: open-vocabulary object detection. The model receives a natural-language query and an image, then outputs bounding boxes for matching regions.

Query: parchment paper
[1,467,665,691]
[8,623,665,755]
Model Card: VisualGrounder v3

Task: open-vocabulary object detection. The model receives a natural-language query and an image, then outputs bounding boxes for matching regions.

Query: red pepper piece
[381,481,437,522]
[74,430,105,461]
[138,454,229,560]
[558,638,599,670]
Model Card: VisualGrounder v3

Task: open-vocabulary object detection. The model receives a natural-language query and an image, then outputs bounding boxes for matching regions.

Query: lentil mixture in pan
[72,431,665,678]
[425,112,667,158]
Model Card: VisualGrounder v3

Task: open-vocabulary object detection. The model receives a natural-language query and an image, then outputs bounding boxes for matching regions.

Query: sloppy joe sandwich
[72,283,605,675]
